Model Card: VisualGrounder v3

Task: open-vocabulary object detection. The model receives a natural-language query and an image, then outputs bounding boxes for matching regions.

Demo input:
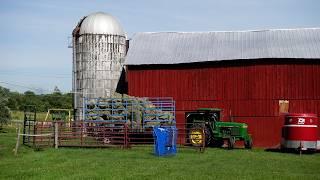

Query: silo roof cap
[79,12,125,35]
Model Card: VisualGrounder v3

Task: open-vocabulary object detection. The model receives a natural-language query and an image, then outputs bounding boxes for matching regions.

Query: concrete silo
[72,12,126,120]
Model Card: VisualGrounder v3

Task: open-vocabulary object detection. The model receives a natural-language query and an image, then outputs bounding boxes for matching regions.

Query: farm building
[125,28,320,147]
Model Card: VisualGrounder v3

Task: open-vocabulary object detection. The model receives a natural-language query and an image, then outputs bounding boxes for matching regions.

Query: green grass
[0,125,320,180]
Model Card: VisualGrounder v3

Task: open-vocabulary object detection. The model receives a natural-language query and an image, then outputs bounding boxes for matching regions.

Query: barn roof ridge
[133,27,320,35]
[126,27,320,65]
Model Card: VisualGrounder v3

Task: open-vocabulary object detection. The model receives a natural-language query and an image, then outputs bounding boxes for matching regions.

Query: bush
[0,87,11,129]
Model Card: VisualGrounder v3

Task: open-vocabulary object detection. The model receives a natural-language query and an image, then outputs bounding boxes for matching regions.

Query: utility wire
[0,81,74,98]
[0,81,98,97]
[0,71,71,76]
[0,74,71,79]
[0,81,107,97]
[0,81,50,93]
[0,72,71,79]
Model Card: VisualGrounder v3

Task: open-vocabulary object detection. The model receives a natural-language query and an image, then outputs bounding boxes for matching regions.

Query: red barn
[125,28,320,147]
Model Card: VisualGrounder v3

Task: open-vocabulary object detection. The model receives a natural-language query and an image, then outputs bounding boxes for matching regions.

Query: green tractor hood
[216,121,248,128]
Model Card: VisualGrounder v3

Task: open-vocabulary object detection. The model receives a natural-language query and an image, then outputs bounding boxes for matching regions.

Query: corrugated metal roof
[125,28,320,65]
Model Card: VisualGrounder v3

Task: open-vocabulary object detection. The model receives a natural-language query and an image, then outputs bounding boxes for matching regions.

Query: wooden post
[14,126,21,156]
[299,141,302,156]
[80,122,83,146]
[124,123,129,149]
[54,122,59,149]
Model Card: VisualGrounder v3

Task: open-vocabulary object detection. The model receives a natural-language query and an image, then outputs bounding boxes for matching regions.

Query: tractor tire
[211,139,224,147]
[244,138,253,149]
[189,124,212,147]
[228,137,235,149]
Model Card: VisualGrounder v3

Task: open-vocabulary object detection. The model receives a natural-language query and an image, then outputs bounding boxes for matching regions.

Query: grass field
[1,125,320,180]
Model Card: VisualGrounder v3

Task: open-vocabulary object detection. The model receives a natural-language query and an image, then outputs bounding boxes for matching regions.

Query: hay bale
[87,99,96,109]
[84,93,175,128]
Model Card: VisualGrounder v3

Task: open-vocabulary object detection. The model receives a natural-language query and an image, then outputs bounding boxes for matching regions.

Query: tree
[53,86,61,95]
[21,90,40,111]
[7,91,22,111]
[0,86,11,129]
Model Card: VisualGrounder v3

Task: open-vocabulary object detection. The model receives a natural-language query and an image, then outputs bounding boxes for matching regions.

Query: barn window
[279,100,289,114]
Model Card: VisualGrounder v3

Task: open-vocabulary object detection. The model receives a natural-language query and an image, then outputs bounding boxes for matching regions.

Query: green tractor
[186,108,253,149]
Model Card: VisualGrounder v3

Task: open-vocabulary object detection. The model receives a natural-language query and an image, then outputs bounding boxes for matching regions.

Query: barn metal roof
[125,28,320,65]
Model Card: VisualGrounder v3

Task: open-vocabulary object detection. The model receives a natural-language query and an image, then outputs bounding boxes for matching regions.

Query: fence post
[125,123,128,149]
[54,122,59,149]
[14,126,21,156]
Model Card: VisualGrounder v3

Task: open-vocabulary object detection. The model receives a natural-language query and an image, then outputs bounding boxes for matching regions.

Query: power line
[23,94,73,98]
[0,81,51,93]
[0,81,74,98]
[0,73,71,79]
[0,81,109,97]
[0,71,71,76]
[0,75,71,79]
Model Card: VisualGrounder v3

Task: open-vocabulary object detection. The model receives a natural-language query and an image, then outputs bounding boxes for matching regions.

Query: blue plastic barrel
[153,126,177,156]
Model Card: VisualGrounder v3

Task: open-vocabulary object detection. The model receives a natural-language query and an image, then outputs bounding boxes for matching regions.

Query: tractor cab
[186,108,221,125]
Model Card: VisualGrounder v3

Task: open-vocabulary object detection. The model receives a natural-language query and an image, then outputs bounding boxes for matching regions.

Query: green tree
[7,91,22,111]
[53,86,61,95]
[0,86,11,129]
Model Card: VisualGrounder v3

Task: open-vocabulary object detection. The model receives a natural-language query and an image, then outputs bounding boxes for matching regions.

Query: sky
[0,0,319,94]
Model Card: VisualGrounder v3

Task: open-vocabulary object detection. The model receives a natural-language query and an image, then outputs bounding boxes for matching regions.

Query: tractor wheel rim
[190,129,203,145]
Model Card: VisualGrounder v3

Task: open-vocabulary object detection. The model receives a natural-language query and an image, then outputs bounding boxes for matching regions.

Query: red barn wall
[127,59,320,147]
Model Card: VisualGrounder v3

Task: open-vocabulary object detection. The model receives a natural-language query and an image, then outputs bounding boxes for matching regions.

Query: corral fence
[19,97,206,152]
[23,121,206,151]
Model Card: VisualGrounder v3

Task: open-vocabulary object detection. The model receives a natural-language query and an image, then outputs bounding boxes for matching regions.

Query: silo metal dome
[79,12,125,35]
[72,12,127,121]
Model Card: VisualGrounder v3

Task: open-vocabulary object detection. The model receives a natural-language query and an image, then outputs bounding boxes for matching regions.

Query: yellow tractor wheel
[189,128,204,146]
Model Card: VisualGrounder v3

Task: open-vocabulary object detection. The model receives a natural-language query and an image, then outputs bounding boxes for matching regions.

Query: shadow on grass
[265,147,318,155]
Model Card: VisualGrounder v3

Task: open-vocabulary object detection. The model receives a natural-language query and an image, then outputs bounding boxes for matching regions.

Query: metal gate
[23,105,36,146]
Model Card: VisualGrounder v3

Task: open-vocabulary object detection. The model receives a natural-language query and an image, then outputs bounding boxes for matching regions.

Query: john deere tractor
[186,108,252,149]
